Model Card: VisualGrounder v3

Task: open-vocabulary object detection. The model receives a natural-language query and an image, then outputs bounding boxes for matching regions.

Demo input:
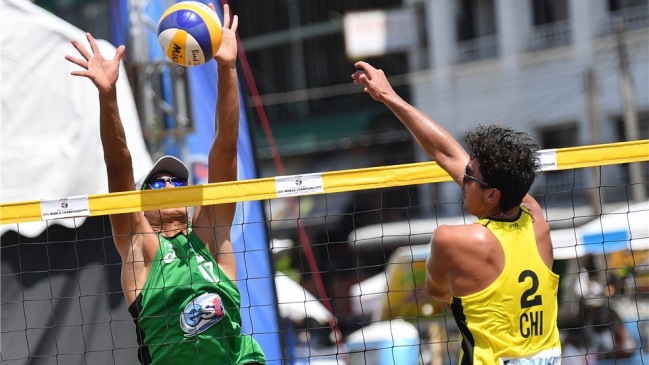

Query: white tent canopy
[551,200,648,260]
[349,272,389,317]
[550,227,584,260]
[347,216,472,250]
[345,318,419,344]
[1,0,152,237]
[275,273,333,325]
[580,200,648,253]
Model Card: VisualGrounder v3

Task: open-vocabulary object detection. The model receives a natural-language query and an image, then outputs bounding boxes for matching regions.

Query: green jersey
[128,230,266,365]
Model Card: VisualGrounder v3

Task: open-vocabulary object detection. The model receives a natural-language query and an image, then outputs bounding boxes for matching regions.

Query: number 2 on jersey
[518,270,544,338]
[519,270,542,308]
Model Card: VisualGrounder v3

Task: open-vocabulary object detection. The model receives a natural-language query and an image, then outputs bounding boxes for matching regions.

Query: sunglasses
[145,177,188,190]
[464,165,491,188]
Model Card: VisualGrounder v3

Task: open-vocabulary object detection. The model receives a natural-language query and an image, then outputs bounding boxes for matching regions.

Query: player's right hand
[65,33,125,95]
[211,3,238,68]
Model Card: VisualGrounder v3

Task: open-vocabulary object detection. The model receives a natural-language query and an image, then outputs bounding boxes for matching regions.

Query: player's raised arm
[193,3,240,281]
[209,3,240,190]
[352,61,469,185]
[65,33,158,311]
[66,33,133,192]
[65,33,148,259]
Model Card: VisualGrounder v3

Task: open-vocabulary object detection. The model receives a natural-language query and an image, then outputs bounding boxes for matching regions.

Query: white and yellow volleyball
[157,1,223,67]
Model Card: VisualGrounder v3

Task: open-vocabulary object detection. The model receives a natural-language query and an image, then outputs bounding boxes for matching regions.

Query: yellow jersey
[450,207,561,365]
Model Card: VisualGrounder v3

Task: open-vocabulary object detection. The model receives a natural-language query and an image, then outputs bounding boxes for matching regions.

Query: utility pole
[128,0,156,153]
[584,68,602,215]
[284,0,309,118]
[615,18,646,203]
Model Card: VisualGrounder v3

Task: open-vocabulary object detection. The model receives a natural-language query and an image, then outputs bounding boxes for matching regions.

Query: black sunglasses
[464,165,491,188]
[145,177,188,190]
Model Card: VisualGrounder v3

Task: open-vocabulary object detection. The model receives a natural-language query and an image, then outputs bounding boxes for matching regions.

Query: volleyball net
[1,139,648,365]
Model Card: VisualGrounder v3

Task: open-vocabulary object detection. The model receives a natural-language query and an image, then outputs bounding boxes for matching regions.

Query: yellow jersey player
[353,61,560,365]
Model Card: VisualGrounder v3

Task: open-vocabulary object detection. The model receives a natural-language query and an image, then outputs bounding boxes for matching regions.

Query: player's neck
[146,208,190,237]
[488,207,520,220]
[478,205,519,220]
[154,221,189,237]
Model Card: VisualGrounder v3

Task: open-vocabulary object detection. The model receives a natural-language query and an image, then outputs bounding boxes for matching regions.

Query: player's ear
[485,188,500,204]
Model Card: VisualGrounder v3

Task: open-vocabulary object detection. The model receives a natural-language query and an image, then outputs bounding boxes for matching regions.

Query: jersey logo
[500,347,561,365]
[162,241,177,264]
[179,292,226,337]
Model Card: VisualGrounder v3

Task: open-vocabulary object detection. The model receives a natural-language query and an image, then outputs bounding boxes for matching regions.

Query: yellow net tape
[1,140,647,225]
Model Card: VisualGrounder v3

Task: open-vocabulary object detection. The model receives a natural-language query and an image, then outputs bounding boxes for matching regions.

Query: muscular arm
[66,34,148,259]
[193,62,239,248]
[208,62,239,221]
[426,226,453,303]
[522,194,554,268]
[100,89,133,193]
[99,89,150,257]
[352,62,469,185]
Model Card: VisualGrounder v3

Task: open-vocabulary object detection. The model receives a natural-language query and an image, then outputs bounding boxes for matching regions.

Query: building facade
[404,0,648,214]
[232,0,648,216]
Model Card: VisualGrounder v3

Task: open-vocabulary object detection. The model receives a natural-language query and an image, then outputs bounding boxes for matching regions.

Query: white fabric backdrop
[1,0,152,237]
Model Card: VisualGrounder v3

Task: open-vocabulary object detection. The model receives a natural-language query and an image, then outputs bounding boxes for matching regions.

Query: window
[455,0,497,41]
[455,0,499,62]
[608,0,648,12]
[614,112,649,141]
[540,122,578,149]
[532,0,569,26]
[605,0,648,34]
[529,0,571,50]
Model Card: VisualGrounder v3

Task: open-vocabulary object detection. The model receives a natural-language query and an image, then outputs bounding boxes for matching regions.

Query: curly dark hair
[466,125,541,211]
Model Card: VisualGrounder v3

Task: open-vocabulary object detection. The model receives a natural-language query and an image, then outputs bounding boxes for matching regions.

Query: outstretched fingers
[70,39,91,61]
[229,14,239,32]
[222,3,230,28]
[222,4,238,31]
[86,33,101,55]
[65,54,88,71]
[113,45,126,63]
[70,69,90,77]
[207,3,237,31]
[66,39,90,76]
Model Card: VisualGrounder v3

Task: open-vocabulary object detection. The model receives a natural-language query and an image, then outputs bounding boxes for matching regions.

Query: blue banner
[109,0,128,48]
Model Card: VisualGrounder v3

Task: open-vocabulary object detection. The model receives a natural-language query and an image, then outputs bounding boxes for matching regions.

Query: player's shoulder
[433,222,488,246]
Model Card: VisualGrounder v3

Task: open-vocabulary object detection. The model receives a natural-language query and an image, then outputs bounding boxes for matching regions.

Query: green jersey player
[65,4,266,364]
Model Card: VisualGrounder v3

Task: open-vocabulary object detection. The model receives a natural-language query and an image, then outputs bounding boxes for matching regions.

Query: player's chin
[164,207,190,216]
[461,200,474,214]
[144,207,189,220]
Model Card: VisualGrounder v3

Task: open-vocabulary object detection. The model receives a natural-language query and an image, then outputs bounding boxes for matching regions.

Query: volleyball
[157,1,223,67]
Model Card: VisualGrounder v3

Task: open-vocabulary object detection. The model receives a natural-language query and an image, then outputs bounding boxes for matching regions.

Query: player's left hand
[210,3,238,67]
[351,61,397,103]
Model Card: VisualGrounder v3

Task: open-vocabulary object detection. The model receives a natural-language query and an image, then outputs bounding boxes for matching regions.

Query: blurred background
[3,0,649,364]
